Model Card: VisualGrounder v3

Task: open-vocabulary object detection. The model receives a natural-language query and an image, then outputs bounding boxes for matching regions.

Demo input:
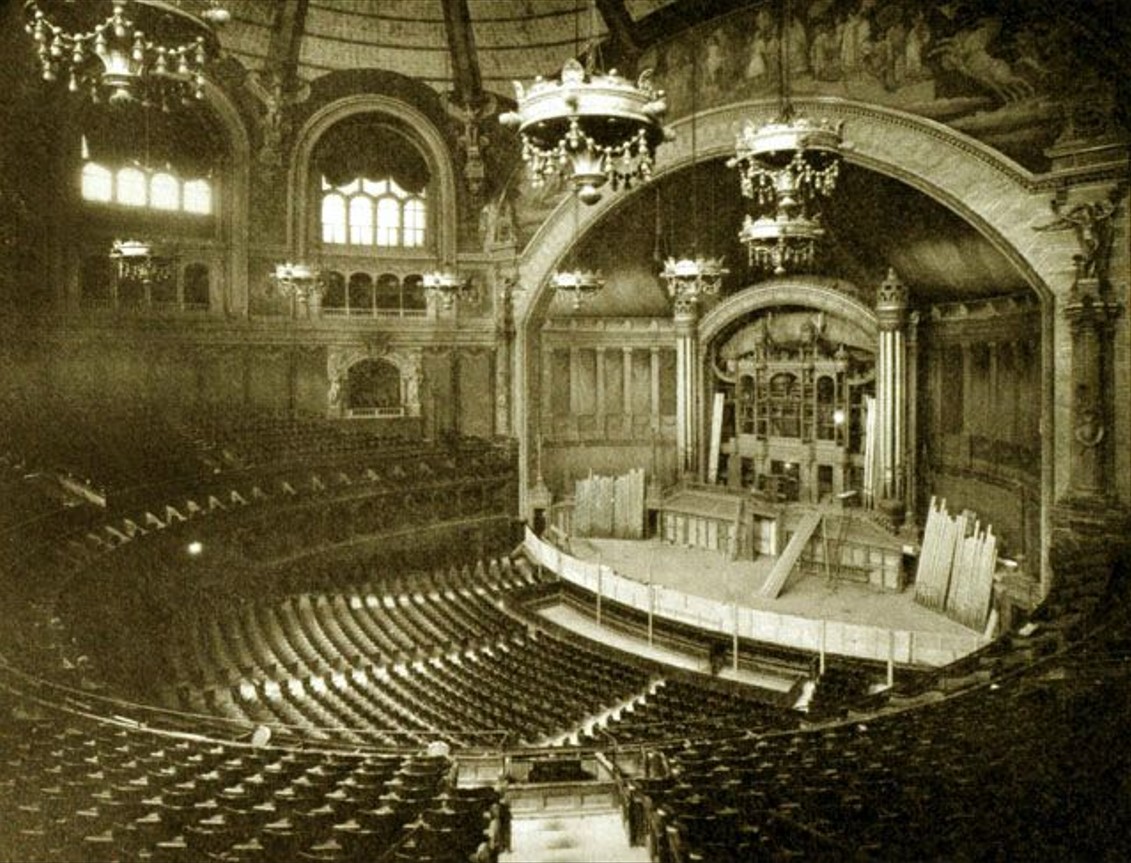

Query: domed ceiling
[207,0,1124,305]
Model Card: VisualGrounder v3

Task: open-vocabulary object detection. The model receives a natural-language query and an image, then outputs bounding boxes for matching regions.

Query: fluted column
[873,268,910,510]
[674,297,700,477]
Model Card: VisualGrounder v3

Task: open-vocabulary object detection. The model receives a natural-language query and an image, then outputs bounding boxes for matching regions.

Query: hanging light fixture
[271,261,321,299]
[500,0,669,205]
[660,46,728,311]
[423,268,473,310]
[728,0,843,275]
[111,238,172,284]
[551,268,605,311]
[550,164,605,312]
[24,1,227,107]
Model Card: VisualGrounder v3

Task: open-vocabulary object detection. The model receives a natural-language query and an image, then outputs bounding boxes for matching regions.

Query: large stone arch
[513,98,1064,585]
[287,95,458,264]
[699,278,880,347]
[200,80,251,317]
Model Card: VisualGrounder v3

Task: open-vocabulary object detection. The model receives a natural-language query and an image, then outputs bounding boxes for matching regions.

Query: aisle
[499,811,650,863]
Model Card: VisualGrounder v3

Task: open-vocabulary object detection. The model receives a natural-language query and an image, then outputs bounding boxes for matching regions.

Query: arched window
[403,274,426,313]
[347,359,402,415]
[116,167,147,206]
[348,272,373,316]
[322,271,346,314]
[375,273,400,312]
[348,195,374,245]
[322,193,347,244]
[184,263,210,309]
[183,179,212,214]
[150,262,177,304]
[375,195,400,246]
[81,163,113,202]
[150,172,180,210]
[403,198,425,247]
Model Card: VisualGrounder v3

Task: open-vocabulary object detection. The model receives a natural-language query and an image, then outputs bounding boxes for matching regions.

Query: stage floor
[567,537,976,638]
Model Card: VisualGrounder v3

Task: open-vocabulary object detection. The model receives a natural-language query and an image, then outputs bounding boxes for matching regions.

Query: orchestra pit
[3,1,1131,860]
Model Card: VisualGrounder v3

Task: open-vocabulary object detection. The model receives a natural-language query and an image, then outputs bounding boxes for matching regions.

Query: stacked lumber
[914,496,997,630]
[573,468,645,538]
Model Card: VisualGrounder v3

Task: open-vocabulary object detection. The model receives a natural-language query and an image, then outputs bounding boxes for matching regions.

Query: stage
[567,536,974,638]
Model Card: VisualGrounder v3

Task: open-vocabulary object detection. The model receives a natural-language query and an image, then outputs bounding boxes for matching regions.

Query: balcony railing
[346,406,406,419]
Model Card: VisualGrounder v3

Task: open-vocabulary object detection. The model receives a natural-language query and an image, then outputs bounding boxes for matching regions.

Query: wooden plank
[707,391,725,485]
[760,511,822,599]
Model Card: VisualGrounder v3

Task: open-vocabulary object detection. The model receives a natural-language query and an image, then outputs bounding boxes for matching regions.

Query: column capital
[875,267,909,331]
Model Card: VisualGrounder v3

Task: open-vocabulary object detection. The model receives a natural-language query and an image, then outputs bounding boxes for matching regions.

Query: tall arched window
[403,274,426,313]
[116,167,147,206]
[322,271,346,314]
[81,163,113,202]
[320,176,426,248]
[349,194,374,245]
[322,193,347,244]
[183,179,212,214]
[403,198,425,247]
[375,273,400,313]
[150,172,180,210]
[348,272,374,316]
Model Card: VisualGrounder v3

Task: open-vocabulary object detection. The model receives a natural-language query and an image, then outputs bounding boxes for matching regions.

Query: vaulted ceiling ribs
[440,0,484,108]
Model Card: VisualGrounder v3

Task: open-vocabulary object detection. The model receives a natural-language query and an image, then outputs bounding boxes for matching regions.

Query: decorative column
[673,296,700,478]
[905,310,920,518]
[1062,277,1119,499]
[622,346,634,438]
[873,268,910,515]
[494,279,514,436]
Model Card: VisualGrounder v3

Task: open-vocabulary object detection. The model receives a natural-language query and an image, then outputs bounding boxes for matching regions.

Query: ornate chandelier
[659,50,727,311]
[423,269,473,309]
[727,0,843,275]
[111,238,172,283]
[551,269,605,311]
[500,1,668,205]
[24,1,227,106]
[660,256,729,311]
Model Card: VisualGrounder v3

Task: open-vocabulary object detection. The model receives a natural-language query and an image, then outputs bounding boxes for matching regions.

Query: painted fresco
[641,0,1096,169]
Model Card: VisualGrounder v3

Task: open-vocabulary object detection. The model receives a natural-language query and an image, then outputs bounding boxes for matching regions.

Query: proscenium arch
[699,278,879,347]
[513,98,1058,588]
[288,94,458,263]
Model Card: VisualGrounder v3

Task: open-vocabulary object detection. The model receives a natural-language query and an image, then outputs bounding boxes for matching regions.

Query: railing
[322,306,430,319]
[346,406,406,419]
[523,528,987,667]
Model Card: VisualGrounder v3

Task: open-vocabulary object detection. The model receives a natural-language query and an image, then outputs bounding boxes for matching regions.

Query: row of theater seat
[159,556,664,748]
[0,699,509,863]
[177,410,448,472]
[627,604,1131,862]
[580,678,800,746]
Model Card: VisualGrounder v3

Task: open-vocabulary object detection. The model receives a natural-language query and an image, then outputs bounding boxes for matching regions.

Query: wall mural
[640,0,1104,170]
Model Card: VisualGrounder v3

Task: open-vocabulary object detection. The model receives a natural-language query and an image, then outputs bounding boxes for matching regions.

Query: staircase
[760,511,822,599]
[500,809,649,863]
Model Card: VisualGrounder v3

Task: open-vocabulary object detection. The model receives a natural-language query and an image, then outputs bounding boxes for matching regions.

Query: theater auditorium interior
[2,0,1131,860]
